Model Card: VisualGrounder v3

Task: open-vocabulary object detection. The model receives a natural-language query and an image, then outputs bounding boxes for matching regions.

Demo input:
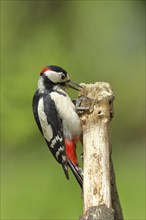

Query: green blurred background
[1,0,145,219]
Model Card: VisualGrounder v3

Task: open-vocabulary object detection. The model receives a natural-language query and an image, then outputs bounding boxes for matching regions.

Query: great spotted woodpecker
[32,65,83,188]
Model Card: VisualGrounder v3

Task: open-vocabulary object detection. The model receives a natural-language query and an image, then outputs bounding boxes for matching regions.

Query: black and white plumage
[32,65,83,187]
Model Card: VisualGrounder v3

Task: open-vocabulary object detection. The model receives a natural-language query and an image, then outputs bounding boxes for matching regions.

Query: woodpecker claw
[76,106,90,111]
[73,96,94,113]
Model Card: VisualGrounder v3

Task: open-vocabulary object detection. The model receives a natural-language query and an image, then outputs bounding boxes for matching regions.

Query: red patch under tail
[64,138,78,166]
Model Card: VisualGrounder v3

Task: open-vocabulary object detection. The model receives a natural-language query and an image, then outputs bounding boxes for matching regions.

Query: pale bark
[78,82,123,220]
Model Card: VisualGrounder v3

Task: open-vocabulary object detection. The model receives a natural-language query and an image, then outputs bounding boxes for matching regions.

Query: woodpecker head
[38,65,81,92]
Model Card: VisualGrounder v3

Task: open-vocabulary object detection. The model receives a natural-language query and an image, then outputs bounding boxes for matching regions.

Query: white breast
[50,90,81,140]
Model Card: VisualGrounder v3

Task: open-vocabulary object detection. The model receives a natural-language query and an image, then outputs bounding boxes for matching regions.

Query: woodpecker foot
[76,106,90,111]
[73,96,94,113]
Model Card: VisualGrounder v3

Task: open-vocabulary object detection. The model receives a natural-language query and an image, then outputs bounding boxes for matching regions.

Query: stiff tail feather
[62,164,69,180]
[68,160,83,188]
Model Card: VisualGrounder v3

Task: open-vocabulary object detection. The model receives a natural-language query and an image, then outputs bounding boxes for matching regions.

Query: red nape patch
[40,67,50,75]
[65,139,78,165]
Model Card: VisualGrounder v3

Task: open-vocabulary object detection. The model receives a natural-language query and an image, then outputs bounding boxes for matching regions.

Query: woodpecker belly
[50,90,82,141]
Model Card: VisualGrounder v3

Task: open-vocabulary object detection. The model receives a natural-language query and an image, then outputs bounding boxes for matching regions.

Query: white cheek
[45,70,61,83]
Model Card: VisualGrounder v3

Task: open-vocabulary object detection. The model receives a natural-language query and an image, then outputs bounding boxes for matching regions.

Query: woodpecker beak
[65,80,82,91]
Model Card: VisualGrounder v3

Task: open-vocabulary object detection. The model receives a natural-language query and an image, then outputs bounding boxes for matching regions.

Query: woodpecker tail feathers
[68,160,83,188]
[62,164,69,180]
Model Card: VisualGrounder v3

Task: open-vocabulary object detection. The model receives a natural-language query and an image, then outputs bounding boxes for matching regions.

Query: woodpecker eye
[61,73,66,80]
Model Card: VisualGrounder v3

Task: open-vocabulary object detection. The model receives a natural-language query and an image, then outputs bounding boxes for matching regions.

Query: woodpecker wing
[32,90,69,179]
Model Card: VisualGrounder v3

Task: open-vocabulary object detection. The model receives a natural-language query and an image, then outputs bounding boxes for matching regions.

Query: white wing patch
[38,98,53,142]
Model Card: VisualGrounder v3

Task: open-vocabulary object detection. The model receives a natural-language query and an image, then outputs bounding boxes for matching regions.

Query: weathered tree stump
[78,82,123,220]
